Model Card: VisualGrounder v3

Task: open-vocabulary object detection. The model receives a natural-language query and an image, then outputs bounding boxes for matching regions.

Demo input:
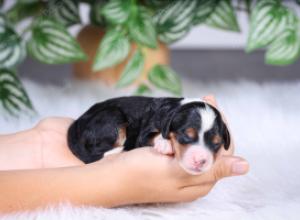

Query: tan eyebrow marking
[185,127,197,139]
[212,135,222,144]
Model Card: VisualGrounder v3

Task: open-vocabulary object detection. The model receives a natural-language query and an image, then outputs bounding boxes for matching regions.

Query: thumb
[211,156,249,181]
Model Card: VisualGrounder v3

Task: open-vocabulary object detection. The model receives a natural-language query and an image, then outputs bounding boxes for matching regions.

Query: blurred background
[18,3,300,86]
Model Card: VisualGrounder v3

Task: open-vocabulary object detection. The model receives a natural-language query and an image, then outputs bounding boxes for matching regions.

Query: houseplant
[0,0,300,117]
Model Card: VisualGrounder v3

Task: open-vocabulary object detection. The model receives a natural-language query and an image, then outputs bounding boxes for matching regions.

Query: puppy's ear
[222,123,231,150]
[161,108,179,139]
[161,115,173,139]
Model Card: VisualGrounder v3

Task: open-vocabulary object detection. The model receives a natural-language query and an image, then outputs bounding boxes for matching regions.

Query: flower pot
[73,25,170,86]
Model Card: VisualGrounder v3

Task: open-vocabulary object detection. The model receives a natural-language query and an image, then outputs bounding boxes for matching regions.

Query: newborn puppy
[67,96,230,174]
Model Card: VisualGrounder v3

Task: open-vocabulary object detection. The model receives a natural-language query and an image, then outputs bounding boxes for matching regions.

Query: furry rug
[1,78,300,220]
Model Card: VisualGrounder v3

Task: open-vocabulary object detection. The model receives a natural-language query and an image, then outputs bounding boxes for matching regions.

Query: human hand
[95,95,248,206]
[94,145,248,206]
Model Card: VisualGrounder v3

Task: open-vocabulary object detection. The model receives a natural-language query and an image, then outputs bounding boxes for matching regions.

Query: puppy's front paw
[153,134,174,155]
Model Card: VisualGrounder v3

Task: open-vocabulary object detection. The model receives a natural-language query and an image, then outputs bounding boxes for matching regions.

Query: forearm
[0,129,42,170]
[0,158,124,213]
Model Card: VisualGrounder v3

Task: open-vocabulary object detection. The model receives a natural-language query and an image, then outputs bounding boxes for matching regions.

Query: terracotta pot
[73,25,170,86]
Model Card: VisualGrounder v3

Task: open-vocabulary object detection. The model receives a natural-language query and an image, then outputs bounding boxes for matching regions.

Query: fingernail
[232,161,249,175]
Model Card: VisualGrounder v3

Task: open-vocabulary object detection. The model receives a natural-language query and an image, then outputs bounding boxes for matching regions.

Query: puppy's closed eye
[177,128,198,145]
[185,127,197,139]
[212,135,222,145]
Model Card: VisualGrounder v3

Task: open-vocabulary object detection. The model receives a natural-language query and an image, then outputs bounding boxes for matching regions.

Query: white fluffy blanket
[1,78,300,220]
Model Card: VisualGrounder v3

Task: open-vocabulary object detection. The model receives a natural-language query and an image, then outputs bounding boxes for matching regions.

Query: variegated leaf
[101,0,130,24]
[28,18,86,64]
[265,11,300,66]
[144,0,171,8]
[148,65,181,95]
[0,69,34,117]
[93,29,130,71]
[0,16,26,69]
[155,0,198,44]
[48,0,81,27]
[246,0,290,52]
[128,6,157,48]
[193,0,216,24]
[205,0,240,32]
[134,84,151,95]
[90,0,107,26]
[116,49,144,87]
[266,28,300,65]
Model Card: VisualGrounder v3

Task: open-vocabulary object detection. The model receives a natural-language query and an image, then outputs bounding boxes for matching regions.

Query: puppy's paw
[153,134,174,155]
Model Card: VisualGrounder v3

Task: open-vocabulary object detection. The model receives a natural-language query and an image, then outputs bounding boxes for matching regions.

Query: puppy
[67,96,230,174]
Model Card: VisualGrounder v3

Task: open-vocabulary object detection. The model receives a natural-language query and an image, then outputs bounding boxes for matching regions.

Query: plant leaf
[93,29,130,71]
[193,0,216,25]
[246,0,290,52]
[265,11,300,65]
[154,0,198,44]
[144,0,172,8]
[90,0,107,26]
[48,0,81,27]
[266,28,300,65]
[0,69,34,117]
[116,49,144,88]
[101,0,131,24]
[128,6,157,48]
[27,18,86,64]
[0,18,26,68]
[134,84,151,95]
[205,0,240,32]
[148,65,181,95]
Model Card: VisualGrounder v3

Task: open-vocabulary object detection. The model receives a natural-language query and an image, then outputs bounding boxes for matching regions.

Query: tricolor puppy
[67,96,230,175]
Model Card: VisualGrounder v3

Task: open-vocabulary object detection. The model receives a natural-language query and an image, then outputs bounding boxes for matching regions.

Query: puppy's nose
[192,153,208,169]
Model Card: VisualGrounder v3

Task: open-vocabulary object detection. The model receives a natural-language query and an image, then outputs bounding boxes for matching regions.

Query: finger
[202,95,218,108]
[210,156,249,181]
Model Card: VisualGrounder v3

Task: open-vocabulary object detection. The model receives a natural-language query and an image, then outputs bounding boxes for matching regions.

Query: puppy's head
[162,99,230,175]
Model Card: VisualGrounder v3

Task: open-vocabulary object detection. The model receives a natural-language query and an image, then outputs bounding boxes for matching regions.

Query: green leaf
[0,69,34,117]
[144,0,172,8]
[246,0,290,52]
[90,1,107,26]
[116,49,144,88]
[134,84,151,95]
[205,0,240,32]
[128,6,157,48]
[155,0,198,44]
[48,0,81,27]
[265,11,300,66]
[27,18,86,64]
[101,0,131,24]
[93,29,130,71]
[0,17,26,68]
[266,28,300,65]
[6,1,44,24]
[148,65,181,95]
[193,0,216,25]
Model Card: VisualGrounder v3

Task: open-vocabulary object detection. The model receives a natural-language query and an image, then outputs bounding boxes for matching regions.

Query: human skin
[0,95,249,213]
